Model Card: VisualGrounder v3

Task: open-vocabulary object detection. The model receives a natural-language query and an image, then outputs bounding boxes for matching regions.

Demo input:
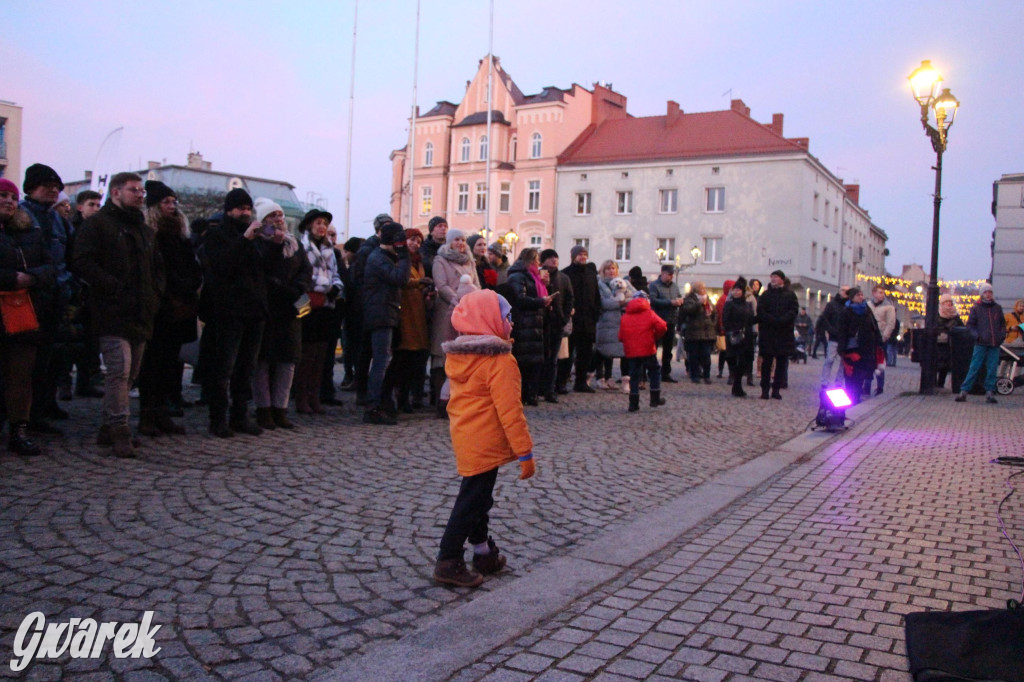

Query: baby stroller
[996,344,1024,395]
[791,329,807,364]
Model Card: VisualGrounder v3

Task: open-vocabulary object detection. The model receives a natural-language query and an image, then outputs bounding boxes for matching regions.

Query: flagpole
[484,0,494,245]
[407,0,421,227]
[343,0,358,241]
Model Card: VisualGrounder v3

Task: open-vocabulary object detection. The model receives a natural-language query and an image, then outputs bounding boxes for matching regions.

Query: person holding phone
[506,248,556,406]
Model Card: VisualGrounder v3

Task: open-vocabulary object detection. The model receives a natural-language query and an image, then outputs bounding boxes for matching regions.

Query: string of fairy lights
[855,273,990,317]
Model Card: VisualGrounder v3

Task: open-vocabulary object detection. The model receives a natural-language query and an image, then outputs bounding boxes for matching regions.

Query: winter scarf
[438,243,471,266]
[847,300,868,315]
[301,231,339,293]
[528,263,548,298]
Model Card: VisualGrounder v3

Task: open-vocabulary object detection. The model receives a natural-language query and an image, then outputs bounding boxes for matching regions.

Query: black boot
[732,379,747,397]
[138,408,162,437]
[628,394,640,412]
[8,421,41,456]
[650,390,666,407]
[229,404,263,436]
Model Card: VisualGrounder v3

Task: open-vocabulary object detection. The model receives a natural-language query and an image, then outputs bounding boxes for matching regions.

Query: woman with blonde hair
[595,260,634,390]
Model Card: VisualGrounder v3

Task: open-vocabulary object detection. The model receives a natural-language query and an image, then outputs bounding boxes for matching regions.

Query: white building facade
[991,172,1024,308]
[554,99,886,313]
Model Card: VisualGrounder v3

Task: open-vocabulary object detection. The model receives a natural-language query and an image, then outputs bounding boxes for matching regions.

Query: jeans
[885,341,897,367]
[367,327,394,408]
[684,339,712,379]
[961,345,1001,394]
[99,336,145,427]
[820,340,841,387]
[628,355,661,395]
[438,467,499,561]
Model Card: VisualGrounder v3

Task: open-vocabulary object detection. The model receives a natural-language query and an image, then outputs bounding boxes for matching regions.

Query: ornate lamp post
[908,59,960,395]
[673,246,701,273]
[503,230,519,260]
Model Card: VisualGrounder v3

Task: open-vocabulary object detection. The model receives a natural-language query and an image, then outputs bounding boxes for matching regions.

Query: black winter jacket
[506,261,546,366]
[199,215,269,320]
[562,262,600,336]
[544,266,574,336]
[71,201,164,342]
[756,284,799,355]
[819,294,847,341]
[0,209,56,340]
[722,295,756,354]
[362,247,410,329]
[154,229,203,343]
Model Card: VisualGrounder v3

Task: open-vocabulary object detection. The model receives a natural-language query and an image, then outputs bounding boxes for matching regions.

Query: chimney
[187,151,204,169]
[666,100,681,127]
[84,170,92,181]
[147,161,160,170]
[771,113,784,135]
[730,99,750,117]
[845,184,861,205]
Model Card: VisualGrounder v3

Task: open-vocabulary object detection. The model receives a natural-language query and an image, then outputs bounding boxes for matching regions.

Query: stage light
[814,387,851,431]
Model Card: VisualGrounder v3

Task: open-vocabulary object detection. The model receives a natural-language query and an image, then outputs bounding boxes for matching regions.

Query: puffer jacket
[596,276,634,357]
[681,292,718,341]
[0,208,56,340]
[443,290,533,477]
[618,296,667,358]
[71,200,164,341]
[967,299,1006,347]
[430,246,479,358]
[505,261,546,366]
[362,247,410,329]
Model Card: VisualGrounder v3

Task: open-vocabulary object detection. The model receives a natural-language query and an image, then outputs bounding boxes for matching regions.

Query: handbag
[308,291,327,309]
[0,290,40,335]
[726,330,745,347]
[715,335,727,352]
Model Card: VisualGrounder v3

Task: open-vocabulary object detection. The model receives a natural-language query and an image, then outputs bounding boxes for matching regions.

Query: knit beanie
[980,283,994,295]
[770,269,786,280]
[487,242,505,257]
[144,180,176,208]
[445,228,466,244]
[466,234,484,251]
[428,215,447,231]
[373,213,393,231]
[570,245,588,260]
[224,187,253,213]
[23,163,64,194]
[254,197,284,223]
[733,277,747,292]
[380,222,406,245]
[0,178,20,200]
[343,237,364,252]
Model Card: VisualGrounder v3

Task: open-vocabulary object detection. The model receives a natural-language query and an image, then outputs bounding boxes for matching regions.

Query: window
[499,182,511,213]
[576,192,592,216]
[705,187,725,213]
[656,238,675,262]
[479,135,488,161]
[811,241,817,270]
[420,186,432,215]
[456,183,469,213]
[702,237,722,263]
[424,141,433,167]
[527,180,540,212]
[813,192,820,221]
[529,235,543,247]
[460,137,470,163]
[834,207,839,233]
[474,182,487,212]
[659,189,678,214]
[530,132,542,159]
[614,238,631,262]
[821,246,828,274]
[824,200,830,227]
[616,190,633,215]
[510,136,517,161]
[832,252,837,274]
[573,237,590,250]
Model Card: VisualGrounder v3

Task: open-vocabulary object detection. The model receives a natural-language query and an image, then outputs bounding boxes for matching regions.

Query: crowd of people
[5,164,1020,459]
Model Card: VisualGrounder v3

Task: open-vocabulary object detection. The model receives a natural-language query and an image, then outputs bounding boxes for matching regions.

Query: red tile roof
[560,109,808,166]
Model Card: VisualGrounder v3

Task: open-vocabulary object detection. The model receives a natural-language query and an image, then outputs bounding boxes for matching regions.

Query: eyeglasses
[122,187,146,195]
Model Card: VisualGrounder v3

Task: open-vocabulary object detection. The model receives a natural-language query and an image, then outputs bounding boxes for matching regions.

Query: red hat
[0,178,19,200]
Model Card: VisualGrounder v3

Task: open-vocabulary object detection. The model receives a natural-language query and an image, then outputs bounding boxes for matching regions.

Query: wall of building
[992,173,1024,307]
[0,101,24,182]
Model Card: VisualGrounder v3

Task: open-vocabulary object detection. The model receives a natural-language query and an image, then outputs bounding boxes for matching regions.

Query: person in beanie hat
[223,187,253,214]
[421,215,447,278]
[485,241,510,286]
[468,233,498,290]
[434,289,535,587]
[619,289,668,411]
[956,283,1005,404]
[361,222,411,424]
[22,163,64,196]
[722,277,756,397]
[648,264,684,381]
[559,244,600,393]
[144,180,176,208]
[373,213,393,231]
[539,248,573,402]
[755,270,798,399]
[348,213,391,405]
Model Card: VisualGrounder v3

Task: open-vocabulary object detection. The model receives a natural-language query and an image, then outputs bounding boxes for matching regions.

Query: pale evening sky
[4,0,1022,281]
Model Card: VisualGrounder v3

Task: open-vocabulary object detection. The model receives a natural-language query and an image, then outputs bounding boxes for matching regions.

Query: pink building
[390,55,626,250]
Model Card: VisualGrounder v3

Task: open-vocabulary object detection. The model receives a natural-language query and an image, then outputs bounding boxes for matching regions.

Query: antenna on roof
[721,88,733,99]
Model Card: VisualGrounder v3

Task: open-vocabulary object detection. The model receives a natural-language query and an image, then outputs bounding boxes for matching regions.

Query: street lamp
[674,246,701,273]
[908,59,959,395]
[503,230,519,259]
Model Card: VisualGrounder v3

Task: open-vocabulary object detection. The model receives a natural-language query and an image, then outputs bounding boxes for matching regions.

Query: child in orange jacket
[619,291,668,411]
[434,289,535,588]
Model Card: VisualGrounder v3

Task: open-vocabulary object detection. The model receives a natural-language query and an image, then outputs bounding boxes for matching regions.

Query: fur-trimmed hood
[442,334,512,356]
[0,208,33,233]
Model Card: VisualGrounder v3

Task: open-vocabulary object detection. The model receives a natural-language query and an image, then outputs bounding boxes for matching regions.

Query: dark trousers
[438,467,499,561]
[684,339,713,380]
[628,355,661,395]
[560,331,594,389]
[660,328,676,377]
[355,324,372,401]
[138,327,183,409]
[760,353,788,394]
[542,332,561,395]
[342,313,361,382]
[392,348,429,407]
[29,337,55,421]
[205,316,264,421]
[519,362,542,402]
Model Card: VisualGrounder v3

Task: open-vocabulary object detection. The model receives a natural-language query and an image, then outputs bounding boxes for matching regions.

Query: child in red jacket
[619,291,668,411]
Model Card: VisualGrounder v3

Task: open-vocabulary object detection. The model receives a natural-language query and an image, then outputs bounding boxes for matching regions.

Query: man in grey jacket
[648,265,684,381]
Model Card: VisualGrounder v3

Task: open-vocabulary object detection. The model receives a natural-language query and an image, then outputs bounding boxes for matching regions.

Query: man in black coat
[755,269,798,400]
[361,222,410,425]
[540,249,574,402]
[198,188,270,438]
[350,213,390,405]
[72,171,164,456]
[420,216,447,278]
[819,285,850,387]
[558,245,601,393]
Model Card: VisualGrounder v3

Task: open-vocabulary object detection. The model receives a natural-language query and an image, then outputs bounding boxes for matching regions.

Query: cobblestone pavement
[443,380,1024,682]
[0,358,933,680]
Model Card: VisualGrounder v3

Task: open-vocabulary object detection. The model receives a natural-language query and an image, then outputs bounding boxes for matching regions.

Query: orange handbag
[0,290,39,335]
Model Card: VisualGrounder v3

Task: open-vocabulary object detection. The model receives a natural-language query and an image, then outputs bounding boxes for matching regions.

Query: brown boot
[138,409,162,437]
[111,425,137,458]
[255,407,277,430]
[271,408,295,429]
[433,558,483,587]
[472,538,507,576]
[97,424,141,448]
